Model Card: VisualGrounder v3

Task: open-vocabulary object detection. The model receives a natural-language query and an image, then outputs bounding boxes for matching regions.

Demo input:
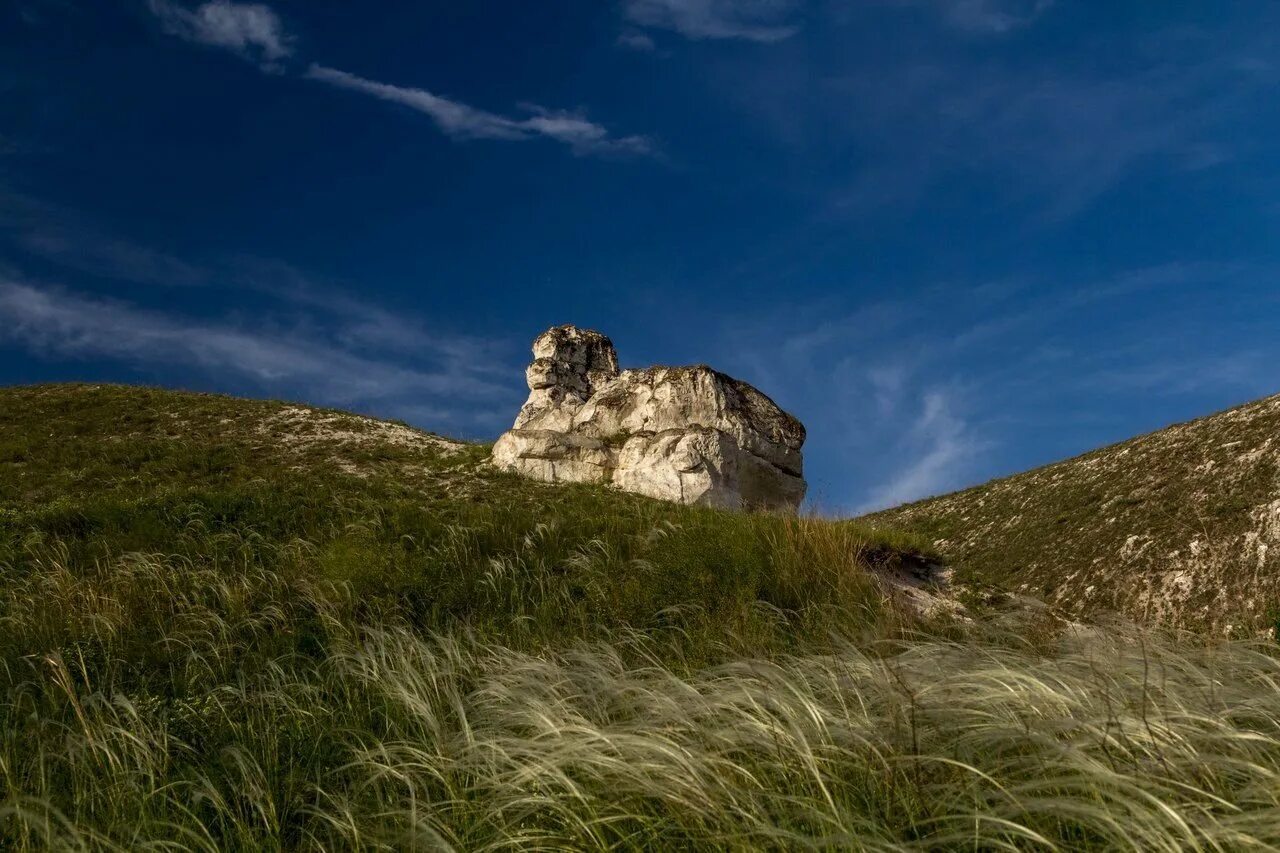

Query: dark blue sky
[3,1,1279,511]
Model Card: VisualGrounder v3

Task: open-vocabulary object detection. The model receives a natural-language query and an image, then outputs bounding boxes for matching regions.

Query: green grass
[866,391,1280,633]
[4,383,1280,850]
[7,563,1280,851]
[0,384,923,661]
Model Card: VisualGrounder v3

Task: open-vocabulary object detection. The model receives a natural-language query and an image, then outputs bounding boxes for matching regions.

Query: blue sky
[3,1,1279,512]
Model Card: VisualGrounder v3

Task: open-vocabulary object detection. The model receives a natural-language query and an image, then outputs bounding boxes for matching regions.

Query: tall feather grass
[4,547,1280,850]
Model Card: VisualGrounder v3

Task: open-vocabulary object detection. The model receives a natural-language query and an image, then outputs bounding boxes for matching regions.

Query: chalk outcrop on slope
[491,325,806,510]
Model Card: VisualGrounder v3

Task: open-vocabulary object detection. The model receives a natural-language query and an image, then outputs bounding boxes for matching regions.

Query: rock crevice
[491,325,806,510]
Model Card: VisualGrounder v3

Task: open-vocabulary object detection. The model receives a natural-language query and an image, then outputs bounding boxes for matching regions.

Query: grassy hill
[0,383,925,658]
[5,384,1280,850]
[867,392,1280,634]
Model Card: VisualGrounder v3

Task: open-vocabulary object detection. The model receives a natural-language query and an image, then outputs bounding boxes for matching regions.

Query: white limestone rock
[491,325,807,511]
[490,429,612,485]
[514,326,620,433]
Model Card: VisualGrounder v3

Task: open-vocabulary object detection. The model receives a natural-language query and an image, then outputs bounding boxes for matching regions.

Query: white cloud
[306,65,653,157]
[866,363,908,416]
[798,47,1246,219]
[617,31,657,51]
[146,4,653,160]
[719,260,1280,512]
[924,0,1053,34]
[0,278,519,431]
[717,296,993,513]
[623,0,800,42]
[0,193,211,287]
[712,19,1267,223]
[149,0,292,67]
[858,390,983,511]
[20,230,210,286]
[0,200,515,403]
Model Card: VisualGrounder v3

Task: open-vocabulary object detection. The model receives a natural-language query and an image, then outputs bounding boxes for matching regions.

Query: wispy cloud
[898,0,1054,34]
[0,277,520,432]
[149,0,292,69]
[19,230,210,286]
[715,260,1280,512]
[617,30,657,51]
[623,0,800,42]
[12,0,75,27]
[0,193,211,286]
[0,195,517,400]
[147,3,653,160]
[827,60,1232,219]
[1075,348,1272,398]
[717,296,983,512]
[225,257,515,376]
[715,20,1271,221]
[857,389,984,512]
[306,65,653,157]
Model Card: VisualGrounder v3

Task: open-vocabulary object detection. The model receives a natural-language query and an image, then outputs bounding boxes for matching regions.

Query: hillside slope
[867,392,1280,633]
[0,383,924,657]
[9,384,1280,849]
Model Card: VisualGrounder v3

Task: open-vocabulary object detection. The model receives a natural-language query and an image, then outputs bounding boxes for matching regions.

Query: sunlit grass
[5,384,1280,849]
[4,549,1280,850]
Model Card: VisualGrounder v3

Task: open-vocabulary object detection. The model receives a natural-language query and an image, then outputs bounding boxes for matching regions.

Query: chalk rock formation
[491,325,806,510]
